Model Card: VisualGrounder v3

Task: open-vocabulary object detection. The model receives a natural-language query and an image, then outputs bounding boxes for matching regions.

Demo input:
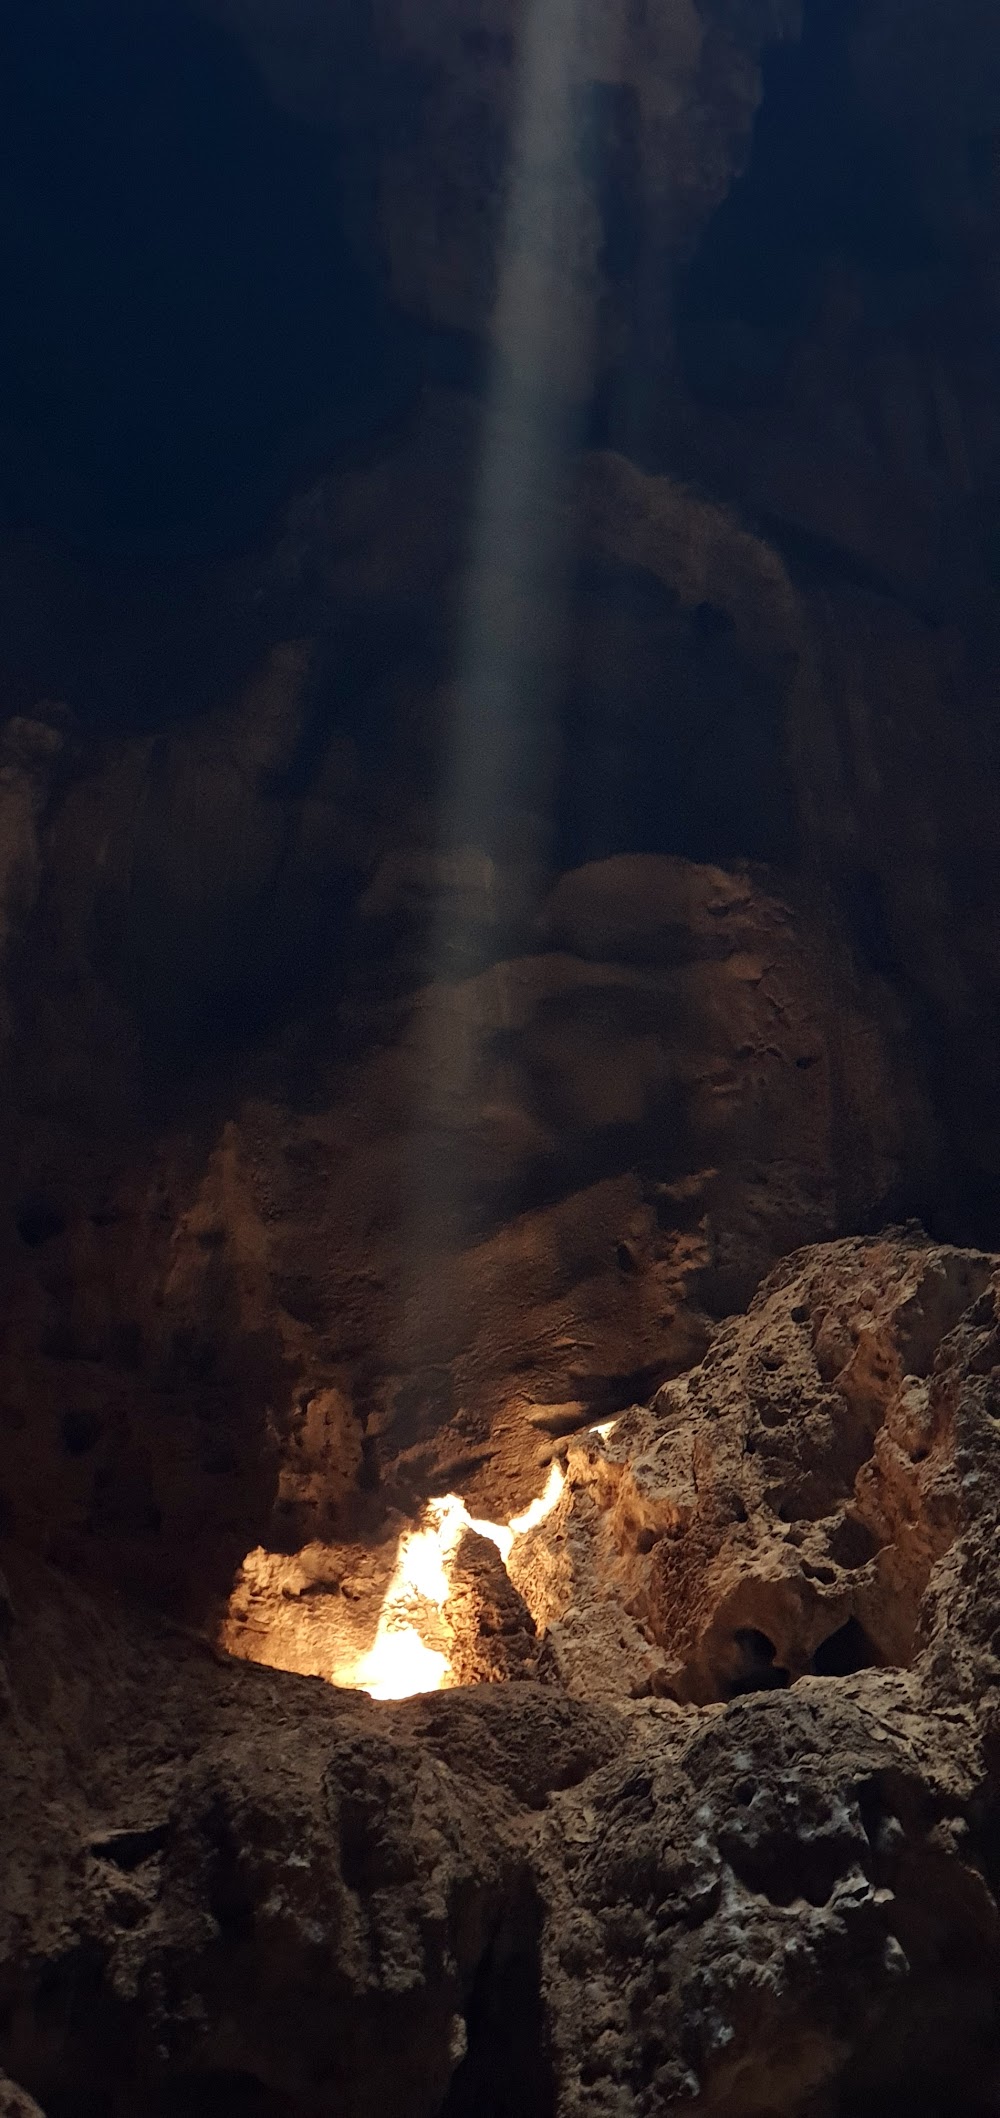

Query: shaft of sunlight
[374,0,612,1703]
[429,0,599,985]
[400,0,609,1371]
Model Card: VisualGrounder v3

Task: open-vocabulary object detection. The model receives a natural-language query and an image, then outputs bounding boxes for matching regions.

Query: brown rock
[0,831,929,1635]
[4,1232,1000,2112]
[0,2078,46,2118]
[446,1529,554,1688]
[535,1229,997,1706]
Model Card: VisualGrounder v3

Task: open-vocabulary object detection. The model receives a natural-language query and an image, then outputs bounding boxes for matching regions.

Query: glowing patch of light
[593,1417,619,1443]
[397,1496,465,1605]
[508,1457,566,1539]
[333,1464,565,1700]
[463,1456,567,1567]
[352,1628,450,1703]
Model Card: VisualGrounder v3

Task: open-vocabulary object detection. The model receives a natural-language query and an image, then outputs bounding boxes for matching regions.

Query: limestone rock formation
[0,388,941,1639]
[4,375,998,1252]
[4,2,1000,2111]
[512,1228,998,1705]
[0,830,926,1641]
[0,2080,45,2118]
[4,1230,1000,2115]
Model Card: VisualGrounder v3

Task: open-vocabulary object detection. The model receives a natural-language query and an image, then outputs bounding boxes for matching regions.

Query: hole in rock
[722,1629,791,1700]
[812,1617,880,1678]
[826,1515,881,1569]
[441,1889,555,2118]
[90,1823,169,1871]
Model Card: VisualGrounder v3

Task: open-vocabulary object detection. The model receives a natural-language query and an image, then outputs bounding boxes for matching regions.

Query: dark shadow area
[43,2076,295,2118]
[812,1617,880,1678]
[441,1888,556,2118]
[554,559,798,870]
[721,1628,791,1700]
[15,1198,67,1249]
[826,1516,881,1571]
[836,1976,1000,2118]
[113,833,360,1059]
[152,2082,295,2118]
[0,532,276,733]
[0,0,417,559]
[677,0,935,407]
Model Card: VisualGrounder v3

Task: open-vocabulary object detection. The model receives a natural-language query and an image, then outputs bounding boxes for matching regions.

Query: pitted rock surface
[525,1230,997,1705]
[0,829,926,1638]
[4,1234,1000,2114]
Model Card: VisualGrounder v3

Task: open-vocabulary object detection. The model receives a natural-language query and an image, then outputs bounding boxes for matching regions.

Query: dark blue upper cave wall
[676,0,937,406]
[0,0,417,557]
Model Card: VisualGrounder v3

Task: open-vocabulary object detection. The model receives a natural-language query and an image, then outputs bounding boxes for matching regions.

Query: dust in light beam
[345,0,620,1709]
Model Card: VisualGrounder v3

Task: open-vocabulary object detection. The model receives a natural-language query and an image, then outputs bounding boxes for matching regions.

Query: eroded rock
[529,1229,996,1707]
[0,841,928,1636]
[4,1231,1000,2113]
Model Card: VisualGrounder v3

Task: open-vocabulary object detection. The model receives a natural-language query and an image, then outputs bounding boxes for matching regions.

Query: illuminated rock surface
[4,1231,1000,2113]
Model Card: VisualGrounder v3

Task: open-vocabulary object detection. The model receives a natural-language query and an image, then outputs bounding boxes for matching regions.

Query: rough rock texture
[4,1231,1000,2116]
[4,4,1000,2110]
[509,1229,997,1704]
[0,2078,45,2118]
[4,369,999,1237]
[172,0,1000,1261]
[0,827,924,1638]
[0,393,938,1639]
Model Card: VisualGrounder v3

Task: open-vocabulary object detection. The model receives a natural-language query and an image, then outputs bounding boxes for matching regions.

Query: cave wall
[2,3,1000,2114]
[0,396,940,1630]
[0,0,998,1643]
[201,0,802,392]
